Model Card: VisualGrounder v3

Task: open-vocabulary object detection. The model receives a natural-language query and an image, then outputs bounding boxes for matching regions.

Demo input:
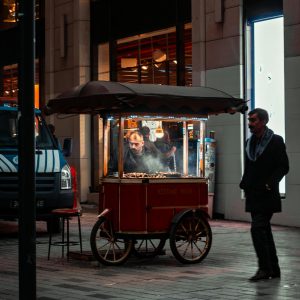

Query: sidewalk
[0,205,299,300]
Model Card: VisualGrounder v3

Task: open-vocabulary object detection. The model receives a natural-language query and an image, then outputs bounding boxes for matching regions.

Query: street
[0,205,299,300]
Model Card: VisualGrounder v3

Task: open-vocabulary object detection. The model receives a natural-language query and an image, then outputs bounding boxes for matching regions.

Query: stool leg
[78,215,82,253]
[48,218,52,260]
[67,217,70,260]
[62,217,65,259]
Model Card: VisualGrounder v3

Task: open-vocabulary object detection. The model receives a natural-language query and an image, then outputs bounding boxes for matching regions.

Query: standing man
[140,126,161,156]
[240,108,289,281]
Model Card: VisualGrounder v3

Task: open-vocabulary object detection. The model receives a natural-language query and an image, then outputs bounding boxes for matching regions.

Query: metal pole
[18,1,36,299]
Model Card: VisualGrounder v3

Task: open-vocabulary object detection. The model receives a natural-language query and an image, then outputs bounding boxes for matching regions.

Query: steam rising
[142,155,170,173]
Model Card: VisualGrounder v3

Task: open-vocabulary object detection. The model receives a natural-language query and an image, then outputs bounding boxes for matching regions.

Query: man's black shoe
[271,266,281,278]
[249,270,272,281]
[270,271,281,278]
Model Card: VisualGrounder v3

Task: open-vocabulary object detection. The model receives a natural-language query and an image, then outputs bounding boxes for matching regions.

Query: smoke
[142,155,170,173]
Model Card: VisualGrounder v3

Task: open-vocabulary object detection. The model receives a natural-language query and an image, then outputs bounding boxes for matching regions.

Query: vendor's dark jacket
[108,143,160,174]
[240,134,289,213]
[123,144,158,173]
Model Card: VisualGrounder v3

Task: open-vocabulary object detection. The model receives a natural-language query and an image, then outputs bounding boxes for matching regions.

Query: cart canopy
[44,81,247,117]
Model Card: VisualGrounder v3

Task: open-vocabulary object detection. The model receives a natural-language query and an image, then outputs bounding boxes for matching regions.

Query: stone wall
[192,0,245,220]
[44,0,91,202]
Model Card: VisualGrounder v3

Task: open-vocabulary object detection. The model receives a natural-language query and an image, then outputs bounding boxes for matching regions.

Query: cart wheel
[169,211,212,264]
[90,217,133,266]
[132,238,166,258]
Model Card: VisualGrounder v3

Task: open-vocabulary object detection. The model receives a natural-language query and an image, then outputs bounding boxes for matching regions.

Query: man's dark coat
[240,134,289,213]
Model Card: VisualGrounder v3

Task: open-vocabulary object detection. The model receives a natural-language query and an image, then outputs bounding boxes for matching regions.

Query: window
[0,0,40,28]
[2,64,18,97]
[1,61,40,101]
[107,117,206,177]
[114,26,191,85]
[0,0,17,24]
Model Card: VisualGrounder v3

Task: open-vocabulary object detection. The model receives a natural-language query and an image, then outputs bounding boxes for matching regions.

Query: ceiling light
[155,121,164,139]
[153,49,166,63]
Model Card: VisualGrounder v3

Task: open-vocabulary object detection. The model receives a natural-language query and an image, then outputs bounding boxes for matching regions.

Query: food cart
[45,81,247,265]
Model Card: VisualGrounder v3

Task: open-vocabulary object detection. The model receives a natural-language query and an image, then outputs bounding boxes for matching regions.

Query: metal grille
[0,173,56,192]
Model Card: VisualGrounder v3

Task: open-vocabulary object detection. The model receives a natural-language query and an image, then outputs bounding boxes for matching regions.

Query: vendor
[124,131,160,173]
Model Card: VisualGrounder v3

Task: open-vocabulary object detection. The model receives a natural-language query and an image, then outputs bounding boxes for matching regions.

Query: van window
[0,110,55,149]
[35,115,56,149]
[0,110,18,147]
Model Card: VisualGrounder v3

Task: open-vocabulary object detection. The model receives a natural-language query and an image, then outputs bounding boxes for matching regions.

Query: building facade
[1,0,299,226]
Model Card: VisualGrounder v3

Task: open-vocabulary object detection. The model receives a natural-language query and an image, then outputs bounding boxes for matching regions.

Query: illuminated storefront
[0,0,42,105]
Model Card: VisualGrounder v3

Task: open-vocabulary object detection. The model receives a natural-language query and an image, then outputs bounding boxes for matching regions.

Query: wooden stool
[47,210,82,260]
[47,166,82,260]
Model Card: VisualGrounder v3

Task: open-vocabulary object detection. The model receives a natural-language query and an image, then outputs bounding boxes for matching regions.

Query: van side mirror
[63,138,72,157]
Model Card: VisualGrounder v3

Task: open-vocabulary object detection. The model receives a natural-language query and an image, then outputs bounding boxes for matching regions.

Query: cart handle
[97,208,110,218]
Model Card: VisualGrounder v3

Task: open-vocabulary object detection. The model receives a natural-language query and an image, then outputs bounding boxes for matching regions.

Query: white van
[0,98,74,231]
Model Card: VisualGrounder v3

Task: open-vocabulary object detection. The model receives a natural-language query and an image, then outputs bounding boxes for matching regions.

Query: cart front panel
[100,179,208,234]
[146,182,208,231]
[119,184,146,231]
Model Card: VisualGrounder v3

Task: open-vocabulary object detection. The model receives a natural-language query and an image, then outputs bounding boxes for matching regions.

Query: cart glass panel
[106,117,206,178]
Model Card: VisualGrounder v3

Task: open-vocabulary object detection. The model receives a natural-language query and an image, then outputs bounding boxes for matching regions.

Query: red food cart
[45,81,247,265]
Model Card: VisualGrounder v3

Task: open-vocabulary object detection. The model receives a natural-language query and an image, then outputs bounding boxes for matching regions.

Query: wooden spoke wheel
[90,217,133,265]
[169,211,212,264]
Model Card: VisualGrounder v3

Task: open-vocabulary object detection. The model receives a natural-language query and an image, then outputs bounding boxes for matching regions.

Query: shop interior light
[155,127,164,138]
[121,58,137,68]
[122,115,207,121]
[153,49,167,69]
[153,49,166,63]
[155,121,164,138]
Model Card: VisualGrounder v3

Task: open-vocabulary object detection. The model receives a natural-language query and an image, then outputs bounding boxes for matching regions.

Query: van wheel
[46,217,61,234]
